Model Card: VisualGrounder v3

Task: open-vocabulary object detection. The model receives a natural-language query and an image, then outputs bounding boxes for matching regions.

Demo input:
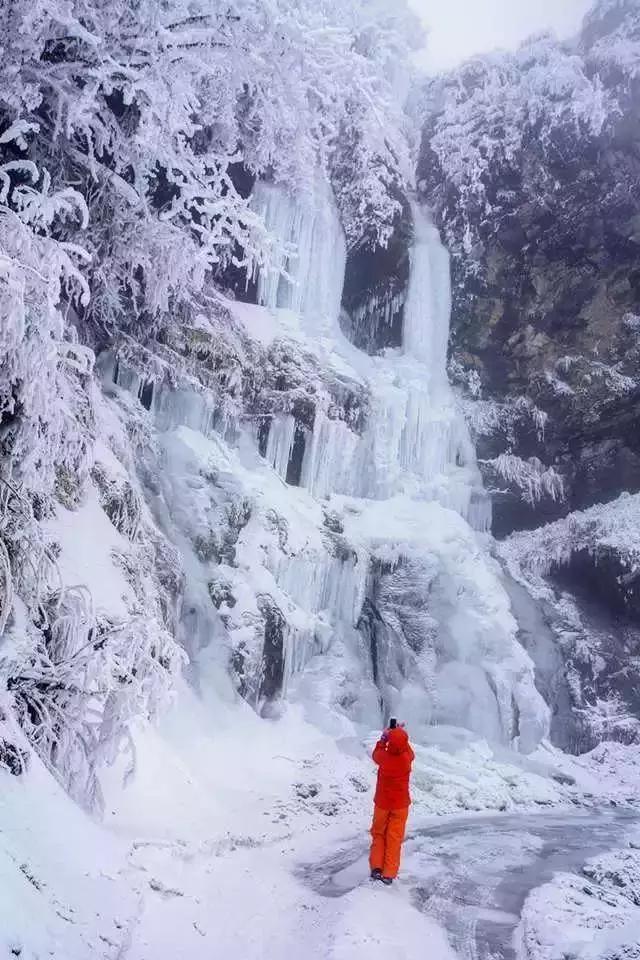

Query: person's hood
[387,727,409,755]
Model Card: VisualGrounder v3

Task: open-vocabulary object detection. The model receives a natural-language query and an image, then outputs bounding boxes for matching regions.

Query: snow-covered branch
[1,0,418,326]
[479,453,565,507]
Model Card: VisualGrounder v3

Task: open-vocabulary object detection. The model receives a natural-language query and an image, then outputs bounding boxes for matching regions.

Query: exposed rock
[208,577,237,610]
[256,595,286,705]
[330,117,412,356]
[552,548,640,623]
[419,2,640,534]
[339,193,412,354]
[294,782,320,799]
[500,493,640,751]
[0,738,29,776]
[322,508,344,535]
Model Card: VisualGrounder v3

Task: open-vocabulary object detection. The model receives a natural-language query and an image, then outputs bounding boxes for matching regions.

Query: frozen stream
[302,809,639,959]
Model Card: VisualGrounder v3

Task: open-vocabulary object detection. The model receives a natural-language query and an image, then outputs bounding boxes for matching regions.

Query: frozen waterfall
[392,203,491,529]
[252,178,347,327]
[238,176,547,750]
[251,178,490,530]
[102,171,547,752]
[402,204,451,392]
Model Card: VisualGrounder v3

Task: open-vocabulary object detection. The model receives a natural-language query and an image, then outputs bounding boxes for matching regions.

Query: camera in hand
[389,718,397,729]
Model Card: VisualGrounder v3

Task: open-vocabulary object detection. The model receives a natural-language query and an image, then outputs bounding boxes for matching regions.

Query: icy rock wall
[253,184,490,528]
[101,172,548,750]
[418,9,640,534]
[499,492,640,750]
[101,355,373,722]
[242,176,547,749]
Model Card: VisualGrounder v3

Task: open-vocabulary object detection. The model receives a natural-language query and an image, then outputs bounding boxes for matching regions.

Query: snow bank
[501,491,640,579]
[0,756,134,959]
[518,834,640,960]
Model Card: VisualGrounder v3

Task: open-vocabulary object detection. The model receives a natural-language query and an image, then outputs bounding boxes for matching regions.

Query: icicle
[152,384,217,437]
[403,208,452,391]
[264,415,297,480]
[252,174,347,327]
[282,622,317,695]
[113,360,142,401]
[267,548,368,630]
[300,407,360,499]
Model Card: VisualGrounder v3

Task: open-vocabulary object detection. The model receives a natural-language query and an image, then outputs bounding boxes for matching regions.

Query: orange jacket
[372,728,414,810]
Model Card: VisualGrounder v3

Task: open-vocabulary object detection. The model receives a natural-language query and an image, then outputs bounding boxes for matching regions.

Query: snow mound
[500,491,640,579]
[518,836,640,960]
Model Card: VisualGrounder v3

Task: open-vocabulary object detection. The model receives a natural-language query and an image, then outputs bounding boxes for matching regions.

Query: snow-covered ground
[3,683,640,960]
[0,698,470,960]
[519,837,640,960]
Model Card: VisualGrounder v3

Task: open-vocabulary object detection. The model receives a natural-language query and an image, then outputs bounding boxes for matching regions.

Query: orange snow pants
[369,805,409,879]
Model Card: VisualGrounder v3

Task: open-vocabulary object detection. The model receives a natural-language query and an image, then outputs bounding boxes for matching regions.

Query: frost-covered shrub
[0,737,28,776]
[91,463,142,542]
[0,133,93,631]
[421,32,614,256]
[583,0,640,79]
[208,578,236,611]
[1,463,185,809]
[464,395,549,445]
[480,453,565,506]
[0,0,418,329]
[0,139,95,801]
[449,356,482,398]
[0,129,187,809]
[6,584,183,809]
[191,496,252,567]
[0,152,92,499]
[500,491,640,581]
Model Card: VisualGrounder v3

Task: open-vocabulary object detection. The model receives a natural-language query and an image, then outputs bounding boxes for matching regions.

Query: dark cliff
[418,0,640,538]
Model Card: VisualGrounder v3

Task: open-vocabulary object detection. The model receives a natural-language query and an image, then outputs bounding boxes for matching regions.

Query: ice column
[265,414,297,481]
[300,408,360,500]
[252,176,347,327]
[395,203,491,530]
[402,206,452,395]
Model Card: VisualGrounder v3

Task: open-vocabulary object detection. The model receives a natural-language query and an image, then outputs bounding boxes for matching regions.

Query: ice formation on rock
[102,171,548,751]
[253,188,490,526]
[253,177,347,327]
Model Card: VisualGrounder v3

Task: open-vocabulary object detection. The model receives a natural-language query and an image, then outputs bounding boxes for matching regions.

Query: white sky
[408,0,593,72]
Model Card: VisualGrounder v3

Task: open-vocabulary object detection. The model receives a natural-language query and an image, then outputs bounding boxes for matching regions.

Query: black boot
[370,868,382,881]
[380,876,393,885]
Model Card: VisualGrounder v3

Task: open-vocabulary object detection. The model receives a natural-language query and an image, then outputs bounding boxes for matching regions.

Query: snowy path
[302,809,639,960]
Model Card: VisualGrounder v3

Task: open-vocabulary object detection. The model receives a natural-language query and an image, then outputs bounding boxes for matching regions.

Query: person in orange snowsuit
[369,725,414,885]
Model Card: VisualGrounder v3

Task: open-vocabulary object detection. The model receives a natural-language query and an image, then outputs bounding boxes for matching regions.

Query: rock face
[418,0,640,537]
[339,191,412,354]
[330,128,413,355]
[416,0,640,753]
[499,490,640,750]
[226,176,414,357]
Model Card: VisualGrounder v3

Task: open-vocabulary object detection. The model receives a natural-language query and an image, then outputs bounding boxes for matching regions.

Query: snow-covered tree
[0,0,419,329]
[419,32,614,256]
[0,0,420,807]
[0,122,187,808]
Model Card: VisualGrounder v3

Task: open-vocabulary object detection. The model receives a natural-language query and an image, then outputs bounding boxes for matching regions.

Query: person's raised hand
[380,729,389,742]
